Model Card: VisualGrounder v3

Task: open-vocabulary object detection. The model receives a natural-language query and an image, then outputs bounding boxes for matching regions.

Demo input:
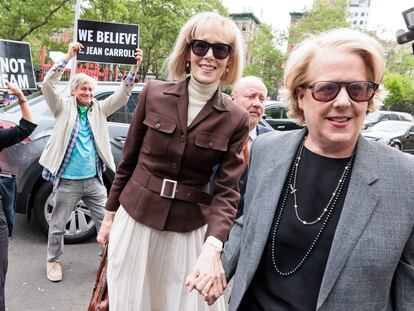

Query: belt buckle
[160,178,177,199]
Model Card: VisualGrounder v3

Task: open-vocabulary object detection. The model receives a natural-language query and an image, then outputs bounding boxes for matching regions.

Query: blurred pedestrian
[200,28,414,310]
[39,42,143,282]
[97,12,248,311]
[0,81,37,311]
[230,76,273,217]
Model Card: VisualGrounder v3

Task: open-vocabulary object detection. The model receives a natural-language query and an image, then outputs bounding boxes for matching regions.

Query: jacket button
[172,163,178,169]
[155,123,161,129]
[208,142,214,149]
[180,135,185,142]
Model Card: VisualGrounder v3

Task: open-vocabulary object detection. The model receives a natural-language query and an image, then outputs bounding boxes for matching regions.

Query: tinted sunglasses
[302,81,379,102]
[190,40,232,60]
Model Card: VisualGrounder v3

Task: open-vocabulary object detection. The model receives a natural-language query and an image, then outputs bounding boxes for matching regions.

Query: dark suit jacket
[236,125,272,218]
[106,79,249,243]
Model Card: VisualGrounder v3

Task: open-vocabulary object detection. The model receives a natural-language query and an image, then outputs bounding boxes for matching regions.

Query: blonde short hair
[282,28,385,125]
[165,12,244,87]
[70,73,97,94]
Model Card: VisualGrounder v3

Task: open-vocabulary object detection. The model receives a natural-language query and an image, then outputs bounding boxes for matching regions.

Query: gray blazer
[222,129,414,311]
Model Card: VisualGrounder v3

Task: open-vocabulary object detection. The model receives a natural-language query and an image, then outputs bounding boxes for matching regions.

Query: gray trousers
[0,205,8,311]
[47,177,106,262]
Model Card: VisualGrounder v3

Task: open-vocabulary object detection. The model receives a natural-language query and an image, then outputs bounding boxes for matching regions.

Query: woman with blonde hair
[97,12,249,311]
[199,28,414,311]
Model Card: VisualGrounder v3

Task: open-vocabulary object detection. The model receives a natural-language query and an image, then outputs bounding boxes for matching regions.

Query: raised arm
[42,42,83,116]
[100,48,143,117]
[0,82,37,149]
[5,81,34,123]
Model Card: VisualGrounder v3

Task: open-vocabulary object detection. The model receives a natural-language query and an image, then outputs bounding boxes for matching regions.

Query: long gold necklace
[290,139,354,225]
[270,136,356,276]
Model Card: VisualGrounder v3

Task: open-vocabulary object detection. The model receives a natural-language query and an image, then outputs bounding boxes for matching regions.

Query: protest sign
[77,20,139,65]
[0,39,37,90]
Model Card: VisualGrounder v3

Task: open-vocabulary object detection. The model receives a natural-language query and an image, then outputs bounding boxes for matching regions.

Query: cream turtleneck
[187,77,219,126]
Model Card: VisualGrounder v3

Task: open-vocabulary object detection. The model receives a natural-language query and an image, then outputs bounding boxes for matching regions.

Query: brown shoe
[47,261,62,282]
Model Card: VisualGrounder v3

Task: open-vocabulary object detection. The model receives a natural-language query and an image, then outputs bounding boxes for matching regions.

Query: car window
[381,114,390,121]
[389,114,399,120]
[96,92,139,124]
[365,111,381,122]
[400,114,413,121]
[265,106,287,119]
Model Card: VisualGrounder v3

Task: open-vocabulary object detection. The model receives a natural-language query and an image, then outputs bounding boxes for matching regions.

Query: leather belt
[134,167,212,205]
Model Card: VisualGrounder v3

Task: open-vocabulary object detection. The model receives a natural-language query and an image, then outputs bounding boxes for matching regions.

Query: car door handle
[114,136,126,143]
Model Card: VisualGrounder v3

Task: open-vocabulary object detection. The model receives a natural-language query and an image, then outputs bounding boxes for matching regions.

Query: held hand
[185,243,227,302]
[96,212,115,246]
[130,48,143,73]
[65,42,84,61]
[204,287,221,306]
[4,81,24,100]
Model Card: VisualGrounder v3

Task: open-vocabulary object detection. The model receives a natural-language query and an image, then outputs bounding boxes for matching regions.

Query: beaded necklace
[271,137,356,276]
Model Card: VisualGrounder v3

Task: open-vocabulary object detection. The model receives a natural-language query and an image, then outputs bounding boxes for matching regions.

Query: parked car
[264,100,303,131]
[363,110,413,129]
[0,81,145,243]
[361,120,414,153]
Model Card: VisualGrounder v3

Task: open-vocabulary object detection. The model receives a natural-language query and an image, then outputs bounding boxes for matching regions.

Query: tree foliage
[244,24,285,97]
[383,72,414,113]
[289,0,349,45]
[0,0,73,41]
[0,0,74,68]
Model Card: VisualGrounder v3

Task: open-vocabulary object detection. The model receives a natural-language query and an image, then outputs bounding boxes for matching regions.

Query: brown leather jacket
[105,78,249,243]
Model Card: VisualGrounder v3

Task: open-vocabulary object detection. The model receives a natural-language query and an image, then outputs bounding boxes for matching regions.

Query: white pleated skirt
[107,206,226,311]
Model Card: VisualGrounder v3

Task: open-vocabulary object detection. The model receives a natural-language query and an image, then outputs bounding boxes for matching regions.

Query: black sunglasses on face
[302,81,379,102]
[190,40,232,60]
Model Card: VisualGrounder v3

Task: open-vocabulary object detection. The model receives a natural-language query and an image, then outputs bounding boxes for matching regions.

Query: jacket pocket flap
[143,111,176,134]
[195,132,229,152]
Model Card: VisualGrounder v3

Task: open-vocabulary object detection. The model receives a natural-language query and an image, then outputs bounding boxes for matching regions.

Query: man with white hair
[39,42,142,282]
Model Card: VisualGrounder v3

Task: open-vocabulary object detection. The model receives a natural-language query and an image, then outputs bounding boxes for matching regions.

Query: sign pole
[70,0,81,80]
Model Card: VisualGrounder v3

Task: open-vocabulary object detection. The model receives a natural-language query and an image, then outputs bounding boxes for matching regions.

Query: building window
[361,12,365,16]
[359,20,363,25]
[353,21,357,25]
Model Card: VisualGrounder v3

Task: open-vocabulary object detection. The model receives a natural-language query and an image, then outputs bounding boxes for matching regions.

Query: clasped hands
[185,242,227,305]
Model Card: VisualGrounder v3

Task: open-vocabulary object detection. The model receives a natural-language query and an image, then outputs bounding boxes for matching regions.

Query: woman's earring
[225,67,229,73]
[185,61,191,74]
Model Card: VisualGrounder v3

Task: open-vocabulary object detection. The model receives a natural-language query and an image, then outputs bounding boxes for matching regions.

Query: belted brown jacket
[105,78,249,243]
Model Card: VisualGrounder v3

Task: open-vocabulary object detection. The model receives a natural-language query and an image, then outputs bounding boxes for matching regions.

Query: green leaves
[244,24,286,97]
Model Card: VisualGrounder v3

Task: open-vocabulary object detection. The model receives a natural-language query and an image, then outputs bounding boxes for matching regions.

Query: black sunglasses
[302,81,379,102]
[190,40,232,60]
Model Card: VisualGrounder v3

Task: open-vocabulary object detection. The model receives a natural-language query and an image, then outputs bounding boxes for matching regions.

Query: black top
[239,146,352,311]
[0,118,36,151]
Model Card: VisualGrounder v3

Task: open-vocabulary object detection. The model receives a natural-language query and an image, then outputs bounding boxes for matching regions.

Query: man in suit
[229,76,272,217]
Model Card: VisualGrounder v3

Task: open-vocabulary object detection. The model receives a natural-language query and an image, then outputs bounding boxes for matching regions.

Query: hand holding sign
[4,81,25,101]
[1,81,34,123]
[131,48,143,74]
[65,42,84,61]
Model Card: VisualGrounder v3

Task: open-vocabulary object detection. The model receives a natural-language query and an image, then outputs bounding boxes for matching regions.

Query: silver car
[0,81,144,243]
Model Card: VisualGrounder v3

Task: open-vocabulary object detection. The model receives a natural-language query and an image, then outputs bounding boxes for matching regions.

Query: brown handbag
[88,244,109,311]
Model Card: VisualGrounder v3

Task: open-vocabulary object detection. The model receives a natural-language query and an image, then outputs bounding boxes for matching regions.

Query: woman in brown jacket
[97,12,249,311]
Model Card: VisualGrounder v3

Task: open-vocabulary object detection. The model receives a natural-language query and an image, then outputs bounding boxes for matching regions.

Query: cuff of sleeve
[106,210,117,215]
[55,59,68,70]
[125,71,136,83]
[205,236,223,251]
